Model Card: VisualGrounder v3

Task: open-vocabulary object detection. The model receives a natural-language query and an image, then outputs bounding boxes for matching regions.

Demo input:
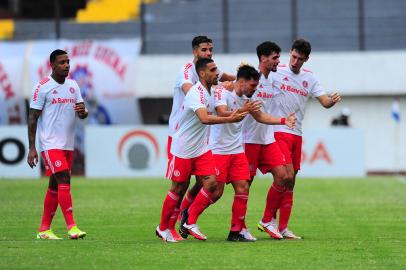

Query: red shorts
[41,149,73,176]
[167,136,173,160]
[244,142,286,177]
[274,132,302,171]
[166,150,216,182]
[213,153,250,183]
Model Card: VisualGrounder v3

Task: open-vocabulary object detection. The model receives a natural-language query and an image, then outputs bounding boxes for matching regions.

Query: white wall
[135,50,406,97]
[303,96,406,172]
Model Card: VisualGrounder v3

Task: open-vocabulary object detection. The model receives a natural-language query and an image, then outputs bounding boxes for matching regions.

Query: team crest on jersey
[69,87,75,94]
[55,160,62,167]
[258,83,263,89]
[302,80,308,88]
[283,76,289,81]
[174,170,181,177]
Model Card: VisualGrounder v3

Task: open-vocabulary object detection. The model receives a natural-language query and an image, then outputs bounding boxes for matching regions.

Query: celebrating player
[166,36,235,240]
[157,58,246,242]
[209,64,295,241]
[268,39,342,239]
[27,49,88,240]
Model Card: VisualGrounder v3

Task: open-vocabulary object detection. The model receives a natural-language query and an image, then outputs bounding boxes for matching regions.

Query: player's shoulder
[34,76,55,92]
[65,78,80,87]
[302,67,313,74]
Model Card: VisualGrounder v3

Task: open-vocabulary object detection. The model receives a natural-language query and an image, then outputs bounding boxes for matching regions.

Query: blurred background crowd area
[0,0,405,176]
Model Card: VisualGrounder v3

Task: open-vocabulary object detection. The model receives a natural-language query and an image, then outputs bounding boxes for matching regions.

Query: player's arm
[195,108,247,125]
[216,101,262,117]
[251,110,296,128]
[74,102,88,119]
[219,72,236,82]
[27,108,41,168]
[317,92,342,108]
[181,82,193,95]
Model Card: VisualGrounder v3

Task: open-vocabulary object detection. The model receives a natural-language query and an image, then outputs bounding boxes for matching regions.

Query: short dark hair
[195,58,214,75]
[50,49,67,63]
[192,35,213,49]
[291,39,311,57]
[237,65,260,81]
[256,41,281,60]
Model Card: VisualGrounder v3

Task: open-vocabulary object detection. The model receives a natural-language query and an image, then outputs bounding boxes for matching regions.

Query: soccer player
[209,64,296,242]
[268,39,342,239]
[242,41,293,240]
[27,49,88,240]
[166,35,235,240]
[157,58,246,242]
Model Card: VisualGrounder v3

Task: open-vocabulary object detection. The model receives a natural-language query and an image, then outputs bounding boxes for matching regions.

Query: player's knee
[54,170,70,185]
[170,181,188,195]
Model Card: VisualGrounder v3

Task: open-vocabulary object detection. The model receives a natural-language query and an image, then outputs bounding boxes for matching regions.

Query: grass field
[1,176,405,270]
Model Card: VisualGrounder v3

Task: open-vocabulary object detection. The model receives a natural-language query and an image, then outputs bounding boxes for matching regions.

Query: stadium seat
[76,0,158,23]
[0,19,14,39]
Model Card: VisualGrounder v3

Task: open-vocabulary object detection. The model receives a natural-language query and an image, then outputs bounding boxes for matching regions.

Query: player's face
[242,79,259,97]
[262,52,280,72]
[289,49,308,74]
[52,54,70,78]
[194,43,214,60]
[204,62,219,85]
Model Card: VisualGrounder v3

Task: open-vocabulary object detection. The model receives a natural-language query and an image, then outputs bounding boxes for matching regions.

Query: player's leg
[158,155,192,242]
[177,176,202,221]
[157,179,189,242]
[257,144,288,239]
[227,180,255,242]
[181,174,217,240]
[54,169,85,239]
[37,170,61,240]
[276,133,302,239]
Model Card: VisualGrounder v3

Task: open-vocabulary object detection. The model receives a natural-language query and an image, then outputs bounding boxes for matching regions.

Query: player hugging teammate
[157,36,341,243]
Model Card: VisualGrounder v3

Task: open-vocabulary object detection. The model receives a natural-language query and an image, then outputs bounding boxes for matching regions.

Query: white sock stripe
[167,191,179,201]
[200,189,209,199]
[44,150,55,174]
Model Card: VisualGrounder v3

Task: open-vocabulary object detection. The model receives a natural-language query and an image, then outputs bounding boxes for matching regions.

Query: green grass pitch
[1,176,405,269]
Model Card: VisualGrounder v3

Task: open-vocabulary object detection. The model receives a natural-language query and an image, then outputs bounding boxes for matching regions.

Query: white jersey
[168,62,199,136]
[243,73,278,145]
[30,76,83,152]
[271,65,326,135]
[168,61,223,136]
[209,86,248,155]
[170,81,214,159]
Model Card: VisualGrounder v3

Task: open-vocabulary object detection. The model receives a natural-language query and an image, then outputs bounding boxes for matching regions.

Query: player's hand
[220,81,235,91]
[27,147,38,168]
[74,103,88,119]
[285,112,296,129]
[229,109,248,123]
[74,103,86,113]
[240,100,262,113]
[329,92,342,104]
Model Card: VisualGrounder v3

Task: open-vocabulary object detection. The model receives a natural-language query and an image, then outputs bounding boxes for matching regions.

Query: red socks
[279,190,293,232]
[262,183,285,223]
[159,191,179,231]
[38,188,59,231]
[187,188,213,225]
[168,208,180,230]
[231,192,249,232]
[179,191,195,216]
[58,184,76,230]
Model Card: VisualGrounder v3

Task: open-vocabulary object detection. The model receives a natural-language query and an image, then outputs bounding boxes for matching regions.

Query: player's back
[30,76,83,151]
[171,81,213,159]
